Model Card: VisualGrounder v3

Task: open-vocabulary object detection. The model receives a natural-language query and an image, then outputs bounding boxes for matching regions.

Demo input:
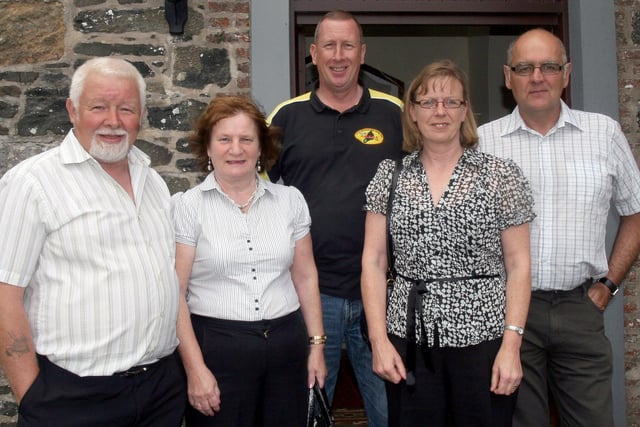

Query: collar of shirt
[59,130,151,168]
[310,84,372,114]
[502,100,585,138]
[58,130,154,209]
[199,172,274,202]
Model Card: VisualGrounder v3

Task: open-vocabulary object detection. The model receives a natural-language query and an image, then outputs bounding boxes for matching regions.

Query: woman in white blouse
[173,95,326,427]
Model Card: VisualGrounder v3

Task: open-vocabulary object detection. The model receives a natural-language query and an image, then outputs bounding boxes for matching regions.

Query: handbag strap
[386,159,403,278]
[308,379,334,427]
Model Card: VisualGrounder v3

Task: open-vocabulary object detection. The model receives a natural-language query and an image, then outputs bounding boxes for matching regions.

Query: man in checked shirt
[478,28,640,427]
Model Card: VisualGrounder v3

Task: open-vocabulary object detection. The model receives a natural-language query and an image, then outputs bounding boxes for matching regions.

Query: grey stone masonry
[617,2,640,426]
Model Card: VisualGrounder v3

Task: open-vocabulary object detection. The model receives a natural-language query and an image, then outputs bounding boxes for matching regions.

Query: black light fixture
[165,0,188,35]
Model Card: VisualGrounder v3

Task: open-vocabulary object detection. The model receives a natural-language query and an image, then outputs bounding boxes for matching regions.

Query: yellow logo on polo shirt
[355,128,384,145]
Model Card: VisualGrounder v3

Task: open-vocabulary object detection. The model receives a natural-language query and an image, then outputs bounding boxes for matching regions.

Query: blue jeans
[321,293,388,427]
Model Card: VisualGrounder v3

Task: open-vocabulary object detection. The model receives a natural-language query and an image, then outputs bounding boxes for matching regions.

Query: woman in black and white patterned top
[361,60,535,427]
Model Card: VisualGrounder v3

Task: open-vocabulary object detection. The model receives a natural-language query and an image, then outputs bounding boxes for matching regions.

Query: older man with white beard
[0,57,186,427]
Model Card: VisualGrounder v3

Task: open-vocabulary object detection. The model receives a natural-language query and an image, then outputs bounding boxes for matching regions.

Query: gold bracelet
[308,335,327,345]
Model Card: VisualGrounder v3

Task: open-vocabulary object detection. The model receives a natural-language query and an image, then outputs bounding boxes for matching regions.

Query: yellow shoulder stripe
[368,88,404,109]
[258,171,270,181]
[266,92,312,125]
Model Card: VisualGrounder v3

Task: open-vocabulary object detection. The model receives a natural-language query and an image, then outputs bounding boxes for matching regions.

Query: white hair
[68,57,146,110]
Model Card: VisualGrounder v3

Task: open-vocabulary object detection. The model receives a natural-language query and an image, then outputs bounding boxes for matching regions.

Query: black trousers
[185,310,308,427]
[18,352,186,427]
[386,335,517,427]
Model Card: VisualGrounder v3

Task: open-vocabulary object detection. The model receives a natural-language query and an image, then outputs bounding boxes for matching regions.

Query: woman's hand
[371,337,406,384]
[494,222,529,395]
[308,344,327,388]
[490,340,522,395]
[186,365,221,416]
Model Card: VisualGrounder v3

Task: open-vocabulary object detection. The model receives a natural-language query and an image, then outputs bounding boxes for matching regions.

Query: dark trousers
[185,310,308,427]
[514,285,613,427]
[18,352,186,427]
[386,335,516,427]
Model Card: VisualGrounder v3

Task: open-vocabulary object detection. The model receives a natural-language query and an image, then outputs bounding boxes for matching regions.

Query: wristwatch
[598,277,619,296]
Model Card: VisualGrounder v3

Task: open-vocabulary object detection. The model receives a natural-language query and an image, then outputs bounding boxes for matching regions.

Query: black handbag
[361,159,403,345]
[306,379,335,427]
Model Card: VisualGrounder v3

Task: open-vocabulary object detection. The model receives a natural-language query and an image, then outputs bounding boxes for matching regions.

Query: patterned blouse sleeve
[495,158,536,230]
[364,158,396,215]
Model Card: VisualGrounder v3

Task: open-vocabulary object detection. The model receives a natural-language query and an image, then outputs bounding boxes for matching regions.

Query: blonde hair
[402,59,478,152]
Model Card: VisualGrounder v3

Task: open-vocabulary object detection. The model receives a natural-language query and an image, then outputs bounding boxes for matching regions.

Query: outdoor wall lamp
[165,0,188,35]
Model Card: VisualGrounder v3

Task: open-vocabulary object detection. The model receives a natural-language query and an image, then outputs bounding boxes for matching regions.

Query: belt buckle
[115,365,149,377]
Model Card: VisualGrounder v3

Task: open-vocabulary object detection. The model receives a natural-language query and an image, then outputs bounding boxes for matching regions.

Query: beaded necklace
[233,184,258,210]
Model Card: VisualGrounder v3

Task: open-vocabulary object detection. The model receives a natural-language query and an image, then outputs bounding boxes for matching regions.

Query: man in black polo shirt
[267,10,403,427]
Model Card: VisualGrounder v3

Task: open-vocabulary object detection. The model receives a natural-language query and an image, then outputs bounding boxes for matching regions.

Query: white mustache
[96,128,128,136]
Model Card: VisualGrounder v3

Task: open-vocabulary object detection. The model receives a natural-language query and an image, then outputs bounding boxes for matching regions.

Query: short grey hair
[68,57,146,110]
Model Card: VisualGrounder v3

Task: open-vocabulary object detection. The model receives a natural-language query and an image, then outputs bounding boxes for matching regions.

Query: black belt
[399,273,499,386]
[113,354,171,377]
[532,278,593,296]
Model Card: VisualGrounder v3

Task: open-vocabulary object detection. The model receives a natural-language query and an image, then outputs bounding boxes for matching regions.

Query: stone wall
[617,2,640,426]
[1,0,640,426]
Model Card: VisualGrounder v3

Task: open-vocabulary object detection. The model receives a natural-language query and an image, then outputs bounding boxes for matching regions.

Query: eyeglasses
[413,98,466,110]
[508,62,566,76]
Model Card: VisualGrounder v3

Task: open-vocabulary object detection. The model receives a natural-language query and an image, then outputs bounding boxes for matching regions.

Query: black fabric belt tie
[399,273,499,387]
[405,278,428,386]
